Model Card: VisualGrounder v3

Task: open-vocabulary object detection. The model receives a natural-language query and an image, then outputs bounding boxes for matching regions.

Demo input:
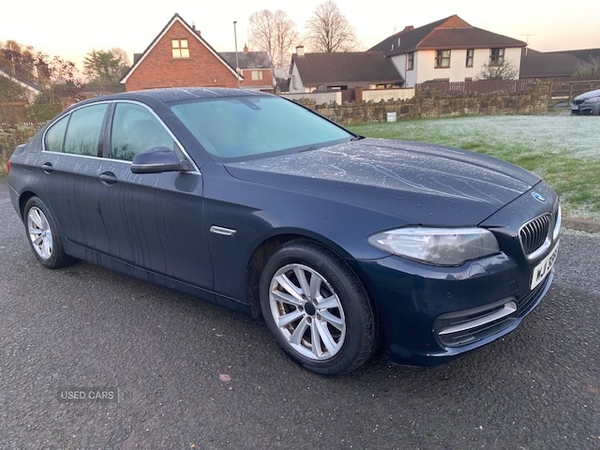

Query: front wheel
[260,239,378,375]
[23,197,77,269]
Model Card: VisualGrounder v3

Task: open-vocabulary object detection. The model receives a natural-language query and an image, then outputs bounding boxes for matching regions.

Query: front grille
[520,214,551,256]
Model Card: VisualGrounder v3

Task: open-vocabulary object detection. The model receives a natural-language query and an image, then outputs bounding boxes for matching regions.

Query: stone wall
[0,126,36,174]
[299,82,552,125]
[0,82,552,175]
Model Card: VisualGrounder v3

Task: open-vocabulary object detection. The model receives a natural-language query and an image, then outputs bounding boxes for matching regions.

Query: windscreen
[171,96,353,159]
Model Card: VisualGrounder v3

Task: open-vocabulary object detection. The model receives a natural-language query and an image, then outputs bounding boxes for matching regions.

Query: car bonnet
[224,138,541,226]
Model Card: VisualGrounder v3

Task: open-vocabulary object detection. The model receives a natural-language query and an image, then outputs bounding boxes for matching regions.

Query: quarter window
[110,103,176,161]
[62,104,108,156]
[172,39,190,58]
[490,48,505,66]
[435,50,451,68]
[44,115,69,152]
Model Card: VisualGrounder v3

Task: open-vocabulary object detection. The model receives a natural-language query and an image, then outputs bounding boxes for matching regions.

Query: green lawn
[348,115,600,222]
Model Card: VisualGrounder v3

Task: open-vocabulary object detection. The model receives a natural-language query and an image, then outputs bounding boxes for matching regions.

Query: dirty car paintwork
[8,88,561,369]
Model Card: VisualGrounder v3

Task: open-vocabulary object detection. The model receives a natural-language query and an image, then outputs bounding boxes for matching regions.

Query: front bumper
[571,102,600,115]
[353,248,555,366]
[351,183,560,367]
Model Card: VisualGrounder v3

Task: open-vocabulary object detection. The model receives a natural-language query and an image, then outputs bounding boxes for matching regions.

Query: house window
[407,52,414,70]
[171,39,189,58]
[466,49,474,67]
[490,48,505,66]
[435,50,451,68]
[251,70,263,81]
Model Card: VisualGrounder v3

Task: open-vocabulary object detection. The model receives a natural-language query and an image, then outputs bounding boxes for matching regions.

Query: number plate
[531,242,559,289]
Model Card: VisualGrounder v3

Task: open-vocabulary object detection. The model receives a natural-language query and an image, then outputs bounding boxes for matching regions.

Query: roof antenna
[522,34,534,55]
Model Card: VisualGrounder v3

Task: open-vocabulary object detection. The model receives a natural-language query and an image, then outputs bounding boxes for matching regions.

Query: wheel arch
[18,191,37,219]
[245,229,368,319]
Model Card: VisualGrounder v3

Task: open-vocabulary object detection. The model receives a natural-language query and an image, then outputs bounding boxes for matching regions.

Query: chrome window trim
[41,99,201,174]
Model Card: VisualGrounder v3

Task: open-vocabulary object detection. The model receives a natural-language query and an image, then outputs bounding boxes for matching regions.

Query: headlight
[584,97,600,103]
[368,227,500,266]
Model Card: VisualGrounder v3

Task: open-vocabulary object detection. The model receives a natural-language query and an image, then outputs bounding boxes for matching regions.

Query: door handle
[40,163,53,173]
[99,172,118,185]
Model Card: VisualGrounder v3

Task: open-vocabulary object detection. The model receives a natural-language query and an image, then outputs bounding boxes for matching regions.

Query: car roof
[98,87,269,103]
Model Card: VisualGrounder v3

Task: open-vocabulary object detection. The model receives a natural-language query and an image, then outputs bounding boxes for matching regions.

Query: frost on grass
[349,115,600,221]
[353,115,600,160]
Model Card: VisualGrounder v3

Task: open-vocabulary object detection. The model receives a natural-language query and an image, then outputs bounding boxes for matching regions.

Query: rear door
[40,102,110,249]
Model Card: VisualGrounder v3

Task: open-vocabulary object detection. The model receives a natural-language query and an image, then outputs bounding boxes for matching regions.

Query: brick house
[121,13,242,91]
[220,47,274,91]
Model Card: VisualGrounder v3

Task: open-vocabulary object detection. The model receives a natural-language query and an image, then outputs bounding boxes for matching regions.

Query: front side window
[172,39,190,58]
[466,49,474,67]
[110,103,176,161]
[435,50,451,68]
[490,48,505,66]
[62,104,108,156]
[407,52,414,70]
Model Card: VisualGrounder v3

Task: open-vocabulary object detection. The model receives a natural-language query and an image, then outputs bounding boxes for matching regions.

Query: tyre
[260,239,378,375]
[23,197,77,269]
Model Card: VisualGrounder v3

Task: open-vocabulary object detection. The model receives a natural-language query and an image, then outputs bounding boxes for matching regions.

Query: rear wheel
[23,197,77,269]
[260,239,378,375]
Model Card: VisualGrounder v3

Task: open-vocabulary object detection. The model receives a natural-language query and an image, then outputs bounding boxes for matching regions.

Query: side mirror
[130,147,193,174]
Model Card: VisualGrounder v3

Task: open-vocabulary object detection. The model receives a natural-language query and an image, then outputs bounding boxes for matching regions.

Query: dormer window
[172,39,190,58]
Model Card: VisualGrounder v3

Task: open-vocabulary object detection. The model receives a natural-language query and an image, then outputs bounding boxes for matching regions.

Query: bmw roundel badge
[531,192,547,203]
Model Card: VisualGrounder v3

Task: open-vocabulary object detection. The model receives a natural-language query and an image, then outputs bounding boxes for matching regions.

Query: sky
[2,0,600,72]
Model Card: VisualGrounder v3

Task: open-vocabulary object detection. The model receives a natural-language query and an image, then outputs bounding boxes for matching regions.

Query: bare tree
[0,40,79,90]
[476,60,519,80]
[304,0,360,52]
[249,10,298,69]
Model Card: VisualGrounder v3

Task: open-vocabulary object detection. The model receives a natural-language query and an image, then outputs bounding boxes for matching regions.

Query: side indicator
[210,225,237,237]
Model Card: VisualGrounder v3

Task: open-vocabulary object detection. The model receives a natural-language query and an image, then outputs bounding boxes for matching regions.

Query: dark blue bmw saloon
[8,88,561,375]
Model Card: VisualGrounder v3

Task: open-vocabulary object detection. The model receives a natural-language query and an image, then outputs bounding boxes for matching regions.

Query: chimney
[244,44,248,53]
[296,45,305,57]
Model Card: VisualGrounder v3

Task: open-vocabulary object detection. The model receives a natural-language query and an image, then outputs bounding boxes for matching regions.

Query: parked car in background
[7,88,561,375]
[571,88,600,115]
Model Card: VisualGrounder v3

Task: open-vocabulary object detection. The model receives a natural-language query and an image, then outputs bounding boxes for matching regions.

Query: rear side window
[110,103,176,161]
[44,115,69,152]
[63,104,108,156]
